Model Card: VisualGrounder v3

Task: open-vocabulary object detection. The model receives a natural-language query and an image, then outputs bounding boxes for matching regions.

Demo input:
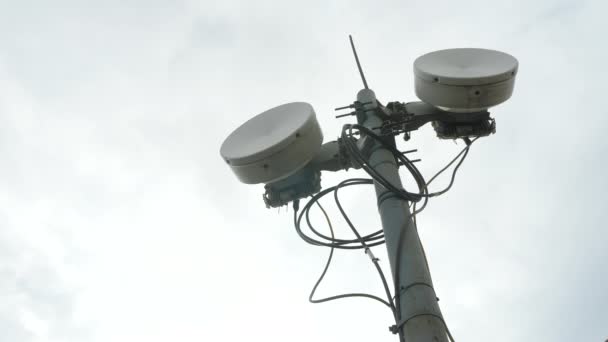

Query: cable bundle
[293,130,477,341]
[341,123,427,203]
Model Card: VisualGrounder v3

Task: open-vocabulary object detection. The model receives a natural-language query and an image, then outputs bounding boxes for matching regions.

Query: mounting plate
[414,48,518,113]
[220,102,323,184]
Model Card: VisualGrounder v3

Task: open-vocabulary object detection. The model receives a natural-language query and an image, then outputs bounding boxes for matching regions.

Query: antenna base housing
[263,167,321,208]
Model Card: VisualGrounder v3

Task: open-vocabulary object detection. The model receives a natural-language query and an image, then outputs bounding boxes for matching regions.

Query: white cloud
[0,0,607,341]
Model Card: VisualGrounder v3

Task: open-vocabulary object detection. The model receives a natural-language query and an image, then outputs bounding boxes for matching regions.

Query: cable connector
[365,248,379,262]
[293,199,300,213]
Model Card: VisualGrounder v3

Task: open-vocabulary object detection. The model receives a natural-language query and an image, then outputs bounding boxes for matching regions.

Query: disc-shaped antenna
[220,102,323,184]
[414,48,518,113]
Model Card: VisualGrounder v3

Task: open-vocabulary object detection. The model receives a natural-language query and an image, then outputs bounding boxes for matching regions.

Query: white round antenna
[414,48,518,113]
[220,102,323,184]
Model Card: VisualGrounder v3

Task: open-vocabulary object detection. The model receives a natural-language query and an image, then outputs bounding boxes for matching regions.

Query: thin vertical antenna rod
[349,35,369,89]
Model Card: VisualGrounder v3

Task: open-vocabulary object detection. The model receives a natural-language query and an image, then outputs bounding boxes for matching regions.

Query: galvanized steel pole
[357,88,449,342]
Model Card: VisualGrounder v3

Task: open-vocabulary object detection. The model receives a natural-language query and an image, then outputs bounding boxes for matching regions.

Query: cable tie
[399,282,435,295]
[389,312,445,334]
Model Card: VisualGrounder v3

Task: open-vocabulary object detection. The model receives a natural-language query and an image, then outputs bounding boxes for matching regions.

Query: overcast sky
[1,0,607,341]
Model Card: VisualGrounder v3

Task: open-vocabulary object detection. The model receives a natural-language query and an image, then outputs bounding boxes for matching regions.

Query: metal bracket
[379,101,496,140]
[263,168,321,208]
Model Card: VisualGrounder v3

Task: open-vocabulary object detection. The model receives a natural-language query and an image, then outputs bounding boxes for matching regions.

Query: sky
[0,0,607,341]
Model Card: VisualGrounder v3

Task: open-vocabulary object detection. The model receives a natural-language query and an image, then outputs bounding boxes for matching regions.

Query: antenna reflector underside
[220,102,323,184]
[414,48,518,113]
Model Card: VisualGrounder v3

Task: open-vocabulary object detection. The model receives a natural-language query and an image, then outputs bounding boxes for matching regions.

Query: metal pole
[357,88,449,342]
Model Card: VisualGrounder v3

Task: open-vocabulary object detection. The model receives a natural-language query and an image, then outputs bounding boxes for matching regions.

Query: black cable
[295,179,387,249]
[389,138,476,340]
[334,179,398,320]
[306,201,392,308]
[305,201,384,244]
[412,137,479,215]
[293,178,401,333]
[295,129,476,341]
[341,124,428,203]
